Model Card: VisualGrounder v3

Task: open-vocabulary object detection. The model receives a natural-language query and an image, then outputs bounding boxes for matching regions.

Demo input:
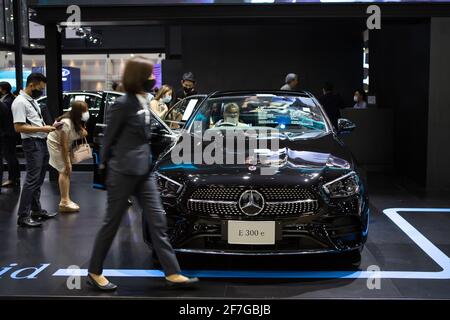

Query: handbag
[71,137,93,164]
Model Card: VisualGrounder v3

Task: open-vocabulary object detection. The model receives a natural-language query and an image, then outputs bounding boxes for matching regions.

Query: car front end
[152,91,369,256]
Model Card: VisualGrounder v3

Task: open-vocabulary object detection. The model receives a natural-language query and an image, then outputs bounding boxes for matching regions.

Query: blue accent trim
[362,208,370,237]
[93,152,99,165]
[159,163,198,171]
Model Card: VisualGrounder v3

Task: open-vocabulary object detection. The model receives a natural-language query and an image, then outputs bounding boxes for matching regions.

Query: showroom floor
[0,172,449,299]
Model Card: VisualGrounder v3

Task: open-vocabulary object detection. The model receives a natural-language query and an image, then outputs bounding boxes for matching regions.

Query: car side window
[37,97,47,109]
[150,117,170,135]
[63,94,101,116]
[105,93,120,113]
[102,93,122,124]
[62,94,71,111]
[83,95,102,117]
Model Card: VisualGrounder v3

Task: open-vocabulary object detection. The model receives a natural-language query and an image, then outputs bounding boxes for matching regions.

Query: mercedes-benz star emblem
[238,190,265,216]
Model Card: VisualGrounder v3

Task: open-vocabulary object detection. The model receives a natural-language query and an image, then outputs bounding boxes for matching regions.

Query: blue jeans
[17,138,49,218]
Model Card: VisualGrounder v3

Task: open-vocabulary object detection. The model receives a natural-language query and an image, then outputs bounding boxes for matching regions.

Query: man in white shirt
[12,73,58,228]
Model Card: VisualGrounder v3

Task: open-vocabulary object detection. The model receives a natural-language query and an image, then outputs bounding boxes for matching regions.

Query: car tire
[339,249,362,268]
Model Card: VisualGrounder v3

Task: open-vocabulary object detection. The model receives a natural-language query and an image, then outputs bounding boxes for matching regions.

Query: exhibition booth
[0,0,449,307]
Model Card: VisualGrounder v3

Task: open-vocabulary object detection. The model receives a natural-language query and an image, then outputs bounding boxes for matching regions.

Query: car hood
[156,132,355,185]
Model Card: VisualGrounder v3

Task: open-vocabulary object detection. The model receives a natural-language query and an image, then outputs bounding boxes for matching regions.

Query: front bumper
[158,208,369,255]
[151,175,370,255]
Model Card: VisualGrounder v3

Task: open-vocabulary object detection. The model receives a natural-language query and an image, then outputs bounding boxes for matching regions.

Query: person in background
[47,101,89,213]
[115,83,125,93]
[0,82,16,106]
[12,73,58,228]
[0,82,20,188]
[111,82,119,91]
[353,89,368,109]
[175,72,197,103]
[318,82,344,129]
[150,85,173,118]
[280,73,299,91]
[87,56,198,291]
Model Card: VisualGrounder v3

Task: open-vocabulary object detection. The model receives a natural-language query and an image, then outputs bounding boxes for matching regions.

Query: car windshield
[188,94,329,139]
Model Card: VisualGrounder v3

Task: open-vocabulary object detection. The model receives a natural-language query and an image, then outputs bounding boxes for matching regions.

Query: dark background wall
[370,20,431,186]
[174,22,364,107]
[427,18,450,191]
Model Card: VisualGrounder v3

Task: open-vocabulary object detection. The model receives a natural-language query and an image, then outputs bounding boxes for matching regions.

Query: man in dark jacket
[175,72,197,103]
[0,82,21,188]
[318,82,344,129]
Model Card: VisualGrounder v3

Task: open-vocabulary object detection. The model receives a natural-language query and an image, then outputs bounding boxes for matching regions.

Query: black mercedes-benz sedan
[151,91,369,258]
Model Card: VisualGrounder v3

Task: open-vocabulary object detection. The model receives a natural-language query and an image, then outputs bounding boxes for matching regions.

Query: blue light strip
[53,208,450,280]
[362,208,370,237]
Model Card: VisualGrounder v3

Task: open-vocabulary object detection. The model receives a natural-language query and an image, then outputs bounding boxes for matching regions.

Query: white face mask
[353,95,359,102]
[162,95,172,104]
[81,111,90,122]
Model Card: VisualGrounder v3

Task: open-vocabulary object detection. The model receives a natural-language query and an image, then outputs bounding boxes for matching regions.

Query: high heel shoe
[86,274,117,291]
[165,275,199,289]
[59,201,80,213]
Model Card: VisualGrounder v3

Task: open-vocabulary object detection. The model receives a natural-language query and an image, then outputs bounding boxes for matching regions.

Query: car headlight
[322,171,360,198]
[156,173,183,197]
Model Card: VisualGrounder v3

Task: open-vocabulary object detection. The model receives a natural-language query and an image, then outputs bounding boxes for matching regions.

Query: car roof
[63,90,124,96]
[37,90,124,100]
[64,90,102,95]
[208,90,314,99]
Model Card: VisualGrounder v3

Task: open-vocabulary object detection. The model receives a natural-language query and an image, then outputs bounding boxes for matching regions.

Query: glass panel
[21,0,29,47]
[21,54,164,91]
[0,51,20,92]
[63,93,102,117]
[0,0,5,43]
[190,94,329,139]
[4,0,14,44]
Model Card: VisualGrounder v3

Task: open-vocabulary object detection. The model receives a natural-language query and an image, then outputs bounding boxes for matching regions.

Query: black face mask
[183,87,196,95]
[143,79,156,92]
[31,89,43,99]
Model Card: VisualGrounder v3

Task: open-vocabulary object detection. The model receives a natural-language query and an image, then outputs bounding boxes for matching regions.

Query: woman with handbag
[47,100,89,213]
[87,56,198,291]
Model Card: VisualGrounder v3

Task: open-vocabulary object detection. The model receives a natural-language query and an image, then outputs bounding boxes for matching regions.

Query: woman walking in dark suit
[87,56,198,291]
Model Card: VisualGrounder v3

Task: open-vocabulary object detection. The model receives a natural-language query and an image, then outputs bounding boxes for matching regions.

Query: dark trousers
[88,169,181,276]
[17,138,49,218]
[1,135,20,182]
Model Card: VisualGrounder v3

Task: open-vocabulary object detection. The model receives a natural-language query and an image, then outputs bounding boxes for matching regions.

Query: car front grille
[187,186,319,217]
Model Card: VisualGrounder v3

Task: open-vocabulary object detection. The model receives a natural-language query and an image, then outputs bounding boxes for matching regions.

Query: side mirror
[337,118,356,134]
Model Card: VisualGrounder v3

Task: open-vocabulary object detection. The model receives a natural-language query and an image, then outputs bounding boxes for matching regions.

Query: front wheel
[338,249,362,268]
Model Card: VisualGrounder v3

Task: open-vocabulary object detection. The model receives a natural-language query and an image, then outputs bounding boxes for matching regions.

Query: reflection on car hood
[156,132,354,180]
